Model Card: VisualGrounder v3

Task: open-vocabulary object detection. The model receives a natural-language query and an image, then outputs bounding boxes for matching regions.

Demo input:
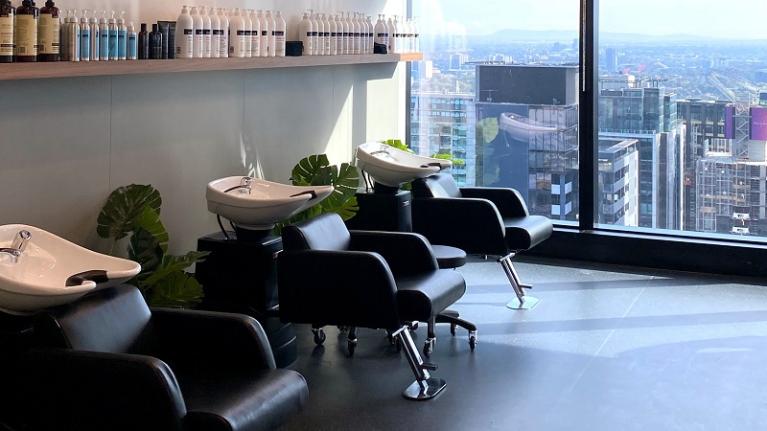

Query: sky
[414,0,767,39]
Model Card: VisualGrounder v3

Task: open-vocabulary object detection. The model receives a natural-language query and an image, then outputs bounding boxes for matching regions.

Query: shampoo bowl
[356,142,453,189]
[0,225,141,313]
[206,176,335,231]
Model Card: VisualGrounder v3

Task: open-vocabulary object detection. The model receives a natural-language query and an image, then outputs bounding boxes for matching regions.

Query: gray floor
[280,258,767,431]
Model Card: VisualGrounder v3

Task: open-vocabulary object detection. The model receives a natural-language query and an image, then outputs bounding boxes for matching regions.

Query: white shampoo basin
[355,142,453,188]
[207,176,335,230]
[0,225,141,313]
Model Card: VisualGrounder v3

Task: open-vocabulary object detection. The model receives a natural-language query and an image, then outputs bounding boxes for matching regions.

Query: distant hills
[452,29,767,44]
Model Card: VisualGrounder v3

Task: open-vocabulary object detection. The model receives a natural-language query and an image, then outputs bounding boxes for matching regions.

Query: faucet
[223,177,254,195]
[0,230,32,261]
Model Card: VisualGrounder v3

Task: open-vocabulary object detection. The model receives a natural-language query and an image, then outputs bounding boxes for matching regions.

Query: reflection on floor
[280,257,767,431]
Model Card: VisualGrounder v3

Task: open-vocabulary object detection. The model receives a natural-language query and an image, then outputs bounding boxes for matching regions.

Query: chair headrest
[34,285,152,354]
[412,173,462,199]
[282,213,352,252]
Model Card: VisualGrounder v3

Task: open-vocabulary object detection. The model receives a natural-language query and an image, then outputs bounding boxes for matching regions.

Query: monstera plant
[97,185,208,308]
[276,154,360,230]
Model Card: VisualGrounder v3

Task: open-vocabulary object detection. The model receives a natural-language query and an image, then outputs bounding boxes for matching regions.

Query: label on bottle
[15,14,37,57]
[38,13,60,55]
[80,28,90,59]
[0,15,13,56]
[100,31,109,58]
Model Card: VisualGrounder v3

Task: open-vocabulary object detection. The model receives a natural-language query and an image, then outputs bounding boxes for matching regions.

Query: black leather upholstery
[12,285,308,431]
[412,173,553,255]
[279,213,466,328]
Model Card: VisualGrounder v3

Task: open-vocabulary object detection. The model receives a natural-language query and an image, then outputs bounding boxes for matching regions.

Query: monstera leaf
[292,154,331,186]
[97,184,207,309]
[320,163,360,221]
[97,185,161,240]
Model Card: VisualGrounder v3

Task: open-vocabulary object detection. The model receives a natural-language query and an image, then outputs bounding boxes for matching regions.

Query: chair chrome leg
[499,255,539,310]
[394,326,446,401]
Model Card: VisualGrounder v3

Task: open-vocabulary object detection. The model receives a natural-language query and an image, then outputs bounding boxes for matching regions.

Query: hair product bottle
[107,11,117,60]
[37,0,58,61]
[190,6,202,58]
[321,13,330,56]
[338,13,347,55]
[200,6,211,58]
[65,9,79,61]
[367,16,374,54]
[314,12,323,56]
[241,9,252,57]
[209,7,220,58]
[148,23,162,59]
[175,6,193,59]
[249,10,260,58]
[299,12,312,56]
[0,0,14,63]
[259,10,270,57]
[88,10,98,60]
[117,11,126,60]
[98,10,108,60]
[127,21,137,59]
[79,9,90,61]
[274,11,285,57]
[138,23,148,59]
[15,0,39,62]
[217,8,228,58]
[228,8,246,58]
[327,13,336,56]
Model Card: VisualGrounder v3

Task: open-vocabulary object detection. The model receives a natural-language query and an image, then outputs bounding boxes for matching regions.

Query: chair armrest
[12,349,186,430]
[460,187,530,218]
[350,231,439,275]
[412,197,508,256]
[149,308,276,371]
[277,250,401,331]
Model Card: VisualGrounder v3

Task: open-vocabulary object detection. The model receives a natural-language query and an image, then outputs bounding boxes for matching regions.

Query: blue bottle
[108,11,118,61]
[99,11,109,60]
[117,11,127,60]
[79,10,91,61]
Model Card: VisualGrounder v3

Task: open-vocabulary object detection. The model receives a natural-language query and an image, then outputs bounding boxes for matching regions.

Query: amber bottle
[0,0,13,63]
[38,0,60,61]
[15,0,39,62]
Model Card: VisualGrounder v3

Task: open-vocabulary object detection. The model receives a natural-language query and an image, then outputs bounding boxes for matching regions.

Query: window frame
[406,0,767,276]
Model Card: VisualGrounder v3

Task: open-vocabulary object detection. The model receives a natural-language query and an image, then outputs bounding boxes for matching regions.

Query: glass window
[409,0,580,224]
[597,0,767,239]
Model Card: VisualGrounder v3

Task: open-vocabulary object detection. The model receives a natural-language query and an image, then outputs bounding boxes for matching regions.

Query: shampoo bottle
[148,23,162,59]
[250,10,260,58]
[299,12,312,56]
[0,0,13,63]
[98,10,108,60]
[15,0,39,62]
[127,22,137,59]
[89,10,98,60]
[367,16,374,54]
[228,8,246,58]
[262,10,272,57]
[190,6,202,58]
[175,6,193,59]
[375,15,386,47]
[274,11,285,57]
[138,23,148,59]
[327,13,336,56]
[209,7,220,58]
[387,16,395,54]
[107,11,118,61]
[117,11,126,60]
[321,13,330,56]
[38,0,59,61]
[65,10,79,61]
[241,9,252,58]
[200,6,211,58]
[338,13,348,55]
[314,12,324,56]
[309,11,319,55]
[79,9,90,61]
[217,8,228,58]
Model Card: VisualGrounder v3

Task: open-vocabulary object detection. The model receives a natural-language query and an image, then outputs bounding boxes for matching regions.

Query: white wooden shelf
[0,52,423,81]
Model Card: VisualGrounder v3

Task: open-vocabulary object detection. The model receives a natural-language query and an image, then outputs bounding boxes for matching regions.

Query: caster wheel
[347,339,358,357]
[450,324,457,336]
[469,335,477,352]
[423,340,434,357]
[313,329,326,346]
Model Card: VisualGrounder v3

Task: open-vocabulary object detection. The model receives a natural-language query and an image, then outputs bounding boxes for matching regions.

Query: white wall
[0,0,407,255]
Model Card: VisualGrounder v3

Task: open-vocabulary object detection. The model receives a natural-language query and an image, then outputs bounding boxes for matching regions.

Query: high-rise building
[598,138,640,226]
[605,47,618,74]
[599,87,684,229]
[677,99,731,231]
[410,90,476,186]
[475,65,580,221]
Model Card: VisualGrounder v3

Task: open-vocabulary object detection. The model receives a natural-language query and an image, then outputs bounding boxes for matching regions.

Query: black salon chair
[278,213,467,400]
[8,285,308,431]
[412,173,553,309]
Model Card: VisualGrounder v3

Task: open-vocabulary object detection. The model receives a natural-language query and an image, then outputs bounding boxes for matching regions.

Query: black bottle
[0,0,14,63]
[37,0,59,61]
[137,23,149,59]
[148,23,162,59]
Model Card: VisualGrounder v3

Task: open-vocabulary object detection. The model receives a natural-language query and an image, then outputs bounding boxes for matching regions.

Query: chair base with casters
[279,214,468,400]
[412,173,553,312]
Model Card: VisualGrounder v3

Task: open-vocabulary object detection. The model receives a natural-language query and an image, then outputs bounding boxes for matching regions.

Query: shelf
[0,52,424,81]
